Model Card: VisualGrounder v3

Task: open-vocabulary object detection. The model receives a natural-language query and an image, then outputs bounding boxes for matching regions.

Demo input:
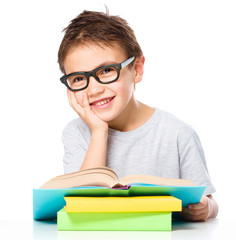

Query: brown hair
[58,10,143,73]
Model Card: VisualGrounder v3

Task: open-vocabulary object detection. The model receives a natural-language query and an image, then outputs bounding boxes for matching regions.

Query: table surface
[0,217,235,240]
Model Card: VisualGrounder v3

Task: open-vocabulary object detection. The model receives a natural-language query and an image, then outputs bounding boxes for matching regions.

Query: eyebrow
[94,60,118,69]
[67,60,118,75]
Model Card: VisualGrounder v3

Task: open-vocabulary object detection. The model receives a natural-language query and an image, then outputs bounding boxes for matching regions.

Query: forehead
[64,43,127,74]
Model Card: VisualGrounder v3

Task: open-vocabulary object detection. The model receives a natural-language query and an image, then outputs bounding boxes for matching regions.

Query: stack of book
[57,195,182,231]
[33,166,206,231]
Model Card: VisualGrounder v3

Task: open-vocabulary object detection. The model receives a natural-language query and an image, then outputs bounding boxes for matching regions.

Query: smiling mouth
[90,97,115,106]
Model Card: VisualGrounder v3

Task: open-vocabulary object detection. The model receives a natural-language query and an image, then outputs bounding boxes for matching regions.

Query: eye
[73,76,86,82]
[102,67,115,74]
[67,74,87,87]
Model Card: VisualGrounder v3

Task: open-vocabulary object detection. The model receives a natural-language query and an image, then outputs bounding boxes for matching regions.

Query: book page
[119,174,195,187]
[40,167,119,189]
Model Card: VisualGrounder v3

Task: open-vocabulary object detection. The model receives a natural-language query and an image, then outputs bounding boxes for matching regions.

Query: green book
[57,208,172,231]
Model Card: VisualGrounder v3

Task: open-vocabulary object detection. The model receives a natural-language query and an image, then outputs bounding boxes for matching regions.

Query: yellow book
[64,196,182,212]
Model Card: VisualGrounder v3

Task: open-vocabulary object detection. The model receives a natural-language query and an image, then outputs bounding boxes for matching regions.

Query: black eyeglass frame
[60,56,135,91]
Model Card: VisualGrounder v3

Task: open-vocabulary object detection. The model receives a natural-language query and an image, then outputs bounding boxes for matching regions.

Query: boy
[58,10,218,222]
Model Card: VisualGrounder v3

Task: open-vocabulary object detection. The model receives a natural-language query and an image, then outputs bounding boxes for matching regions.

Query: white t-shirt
[62,108,216,195]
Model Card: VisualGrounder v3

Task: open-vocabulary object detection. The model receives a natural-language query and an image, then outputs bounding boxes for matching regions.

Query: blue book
[33,184,206,220]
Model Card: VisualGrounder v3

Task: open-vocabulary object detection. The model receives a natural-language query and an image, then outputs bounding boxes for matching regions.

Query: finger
[188,202,204,210]
[180,212,208,222]
[67,89,73,106]
[182,207,190,213]
[67,89,83,113]
[82,93,91,111]
[67,89,77,108]
[182,206,208,216]
[189,196,208,210]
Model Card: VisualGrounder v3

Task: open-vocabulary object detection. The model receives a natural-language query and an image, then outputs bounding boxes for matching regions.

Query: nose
[86,76,105,96]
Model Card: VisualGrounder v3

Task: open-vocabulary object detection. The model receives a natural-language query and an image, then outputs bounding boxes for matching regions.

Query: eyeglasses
[60,56,135,91]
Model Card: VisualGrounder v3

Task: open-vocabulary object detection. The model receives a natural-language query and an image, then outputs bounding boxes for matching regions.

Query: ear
[134,55,145,84]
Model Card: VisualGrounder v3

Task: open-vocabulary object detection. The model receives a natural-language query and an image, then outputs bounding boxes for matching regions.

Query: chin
[98,115,115,123]
[95,111,119,123]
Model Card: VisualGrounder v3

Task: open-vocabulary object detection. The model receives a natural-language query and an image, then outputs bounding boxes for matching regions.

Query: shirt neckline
[108,107,159,136]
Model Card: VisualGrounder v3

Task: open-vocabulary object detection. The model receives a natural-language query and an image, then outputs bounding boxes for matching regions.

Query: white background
[0,0,235,222]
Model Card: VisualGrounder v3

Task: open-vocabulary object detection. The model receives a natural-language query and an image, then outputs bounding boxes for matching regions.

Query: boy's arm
[178,129,218,221]
[67,90,109,170]
[180,195,218,222]
[80,129,108,170]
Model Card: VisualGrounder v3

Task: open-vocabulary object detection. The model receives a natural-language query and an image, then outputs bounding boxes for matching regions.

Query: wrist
[207,197,212,219]
[207,196,218,219]
[91,127,108,137]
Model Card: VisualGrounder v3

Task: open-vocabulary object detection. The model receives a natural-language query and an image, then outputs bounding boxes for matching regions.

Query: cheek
[114,79,134,100]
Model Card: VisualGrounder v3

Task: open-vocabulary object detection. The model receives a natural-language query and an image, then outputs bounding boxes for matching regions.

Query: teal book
[33,184,206,220]
[57,208,172,231]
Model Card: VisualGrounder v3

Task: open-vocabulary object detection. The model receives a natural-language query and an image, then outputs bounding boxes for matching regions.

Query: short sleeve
[62,120,87,174]
[179,130,216,195]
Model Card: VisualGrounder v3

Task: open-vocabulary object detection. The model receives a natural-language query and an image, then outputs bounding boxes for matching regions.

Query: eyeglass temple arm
[121,56,135,69]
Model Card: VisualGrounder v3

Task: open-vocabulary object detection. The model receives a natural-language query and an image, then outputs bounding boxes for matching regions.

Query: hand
[67,89,108,134]
[180,195,211,222]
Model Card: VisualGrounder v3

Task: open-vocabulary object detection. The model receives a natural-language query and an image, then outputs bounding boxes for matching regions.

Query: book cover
[33,183,206,220]
[64,195,182,212]
[57,208,172,231]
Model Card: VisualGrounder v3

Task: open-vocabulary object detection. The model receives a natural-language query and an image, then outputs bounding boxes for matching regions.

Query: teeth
[94,98,112,106]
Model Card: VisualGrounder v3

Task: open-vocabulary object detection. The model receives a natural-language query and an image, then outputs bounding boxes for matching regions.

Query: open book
[40,166,195,189]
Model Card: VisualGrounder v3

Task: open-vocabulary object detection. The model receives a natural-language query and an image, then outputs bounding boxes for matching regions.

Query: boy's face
[64,43,142,123]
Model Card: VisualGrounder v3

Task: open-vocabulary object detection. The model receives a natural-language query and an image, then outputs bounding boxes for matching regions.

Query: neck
[108,96,154,132]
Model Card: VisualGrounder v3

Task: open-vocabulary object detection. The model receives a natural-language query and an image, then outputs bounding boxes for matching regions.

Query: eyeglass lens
[66,66,118,90]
